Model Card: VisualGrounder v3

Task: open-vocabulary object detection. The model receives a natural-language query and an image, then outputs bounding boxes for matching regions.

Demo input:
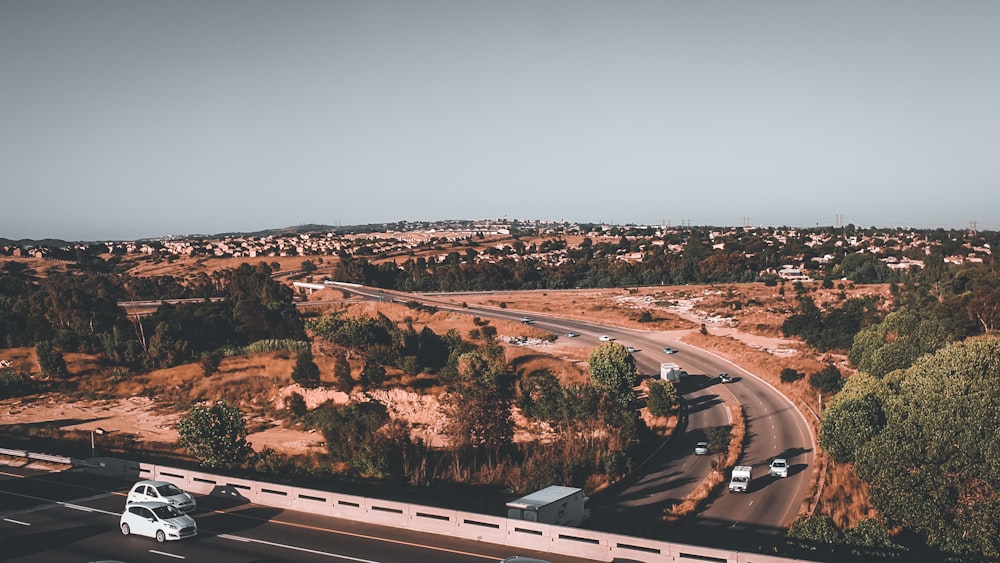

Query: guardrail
[0,447,73,465]
[134,462,817,563]
[0,448,817,562]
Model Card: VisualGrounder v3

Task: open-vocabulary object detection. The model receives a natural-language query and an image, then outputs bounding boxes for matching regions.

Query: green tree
[809,364,844,393]
[849,309,950,378]
[291,350,321,389]
[35,341,67,377]
[819,393,885,462]
[854,337,1000,558]
[176,401,255,469]
[646,380,678,416]
[589,342,638,406]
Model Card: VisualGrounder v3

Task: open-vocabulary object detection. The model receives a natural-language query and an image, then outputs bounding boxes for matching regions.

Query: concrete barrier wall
[131,461,818,563]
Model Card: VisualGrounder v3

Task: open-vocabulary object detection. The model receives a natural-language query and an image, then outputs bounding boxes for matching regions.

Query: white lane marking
[149,549,186,559]
[219,533,381,562]
[59,501,119,516]
[3,518,31,526]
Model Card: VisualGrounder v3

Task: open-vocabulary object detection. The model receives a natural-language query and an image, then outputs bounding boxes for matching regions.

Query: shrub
[35,341,67,378]
[285,392,307,417]
[809,364,844,393]
[0,369,39,399]
[291,350,321,389]
[780,368,804,383]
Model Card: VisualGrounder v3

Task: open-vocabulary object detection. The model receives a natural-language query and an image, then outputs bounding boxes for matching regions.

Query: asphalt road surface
[0,464,593,563]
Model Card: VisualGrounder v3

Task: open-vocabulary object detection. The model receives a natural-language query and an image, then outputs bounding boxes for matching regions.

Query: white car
[769,458,789,478]
[694,441,709,455]
[126,480,196,513]
[120,501,197,542]
[626,346,638,353]
[662,347,677,354]
[719,373,732,383]
[599,335,611,342]
[564,332,579,338]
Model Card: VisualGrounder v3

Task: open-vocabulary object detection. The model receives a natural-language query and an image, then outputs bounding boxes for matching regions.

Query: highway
[0,464,590,563]
[110,285,815,554]
[342,285,815,548]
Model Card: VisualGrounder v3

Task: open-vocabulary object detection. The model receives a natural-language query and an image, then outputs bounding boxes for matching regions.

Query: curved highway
[342,285,815,547]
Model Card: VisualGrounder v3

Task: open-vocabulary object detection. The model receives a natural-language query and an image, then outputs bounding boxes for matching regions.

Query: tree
[35,341,67,377]
[819,393,885,462]
[849,309,950,378]
[359,360,386,391]
[176,401,255,469]
[588,342,638,406]
[285,392,307,417]
[291,350,321,389]
[809,364,844,393]
[854,337,1000,558]
[646,380,678,416]
[332,352,353,391]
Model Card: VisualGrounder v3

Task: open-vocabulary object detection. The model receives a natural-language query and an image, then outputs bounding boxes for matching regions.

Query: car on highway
[564,332,579,338]
[626,346,638,353]
[520,317,532,324]
[719,373,732,383]
[769,458,789,478]
[599,335,611,341]
[500,557,551,563]
[662,346,677,354]
[120,501,197,542]
[126,480,196,513]
[694,441,709,455]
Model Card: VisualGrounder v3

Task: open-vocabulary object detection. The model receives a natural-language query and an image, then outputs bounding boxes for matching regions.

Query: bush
[291,350,321,389]
[285,392,307,417]
[0,369,39,399]
[35,341,67,378]
[200,350,223,377]
[809,364,844,393]
[780,368,804,383]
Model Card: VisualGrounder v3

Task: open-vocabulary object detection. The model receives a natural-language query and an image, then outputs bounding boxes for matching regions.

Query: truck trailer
[505,486,590,527]
[660,362,688,381]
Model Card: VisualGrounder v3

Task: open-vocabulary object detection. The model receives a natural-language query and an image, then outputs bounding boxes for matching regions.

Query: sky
[2,1,1000,241]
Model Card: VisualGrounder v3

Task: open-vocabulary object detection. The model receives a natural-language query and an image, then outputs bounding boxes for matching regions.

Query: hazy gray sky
[3,1,999,241]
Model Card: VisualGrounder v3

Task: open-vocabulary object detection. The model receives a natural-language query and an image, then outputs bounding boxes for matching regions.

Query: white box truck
[660,362,687,381]
[729,466,752,493]
[506,486,590,527]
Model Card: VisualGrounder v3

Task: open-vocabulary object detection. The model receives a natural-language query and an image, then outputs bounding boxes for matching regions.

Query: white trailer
[505,485,590,527]
[660,362,688,381]
[729,465,752,493]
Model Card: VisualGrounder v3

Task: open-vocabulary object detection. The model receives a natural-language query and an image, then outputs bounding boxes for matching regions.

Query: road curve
[336,285,815,547]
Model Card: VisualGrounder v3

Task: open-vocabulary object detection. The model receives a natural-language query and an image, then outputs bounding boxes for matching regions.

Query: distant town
[3,219,993,284]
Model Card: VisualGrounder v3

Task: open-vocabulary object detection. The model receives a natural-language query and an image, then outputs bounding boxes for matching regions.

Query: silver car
[120,501,197,542]
[126,480,196,513]
[769,458,789,478]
